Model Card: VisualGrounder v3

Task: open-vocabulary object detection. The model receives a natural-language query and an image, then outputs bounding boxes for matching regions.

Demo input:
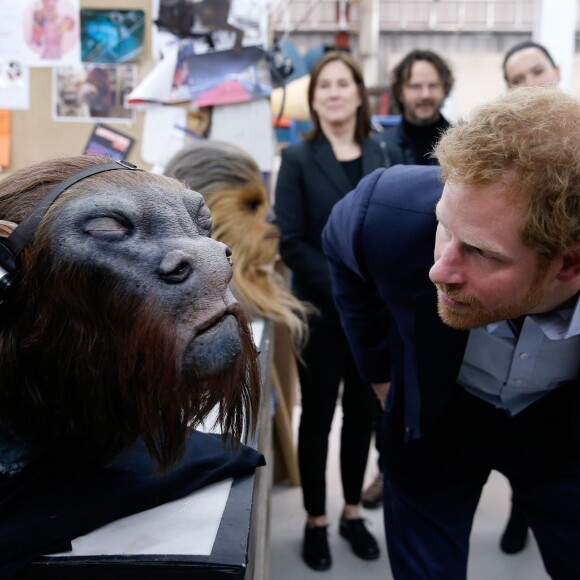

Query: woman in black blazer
[275,51,396,571]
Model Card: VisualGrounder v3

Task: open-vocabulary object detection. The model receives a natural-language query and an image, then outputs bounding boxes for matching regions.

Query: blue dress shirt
[457,296,580,415]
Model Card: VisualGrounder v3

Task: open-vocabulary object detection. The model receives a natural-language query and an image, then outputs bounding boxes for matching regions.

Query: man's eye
[84,216,131,240]
[473,247,493,260]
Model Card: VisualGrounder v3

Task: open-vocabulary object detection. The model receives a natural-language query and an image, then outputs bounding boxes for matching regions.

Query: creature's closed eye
[84,216,131,240]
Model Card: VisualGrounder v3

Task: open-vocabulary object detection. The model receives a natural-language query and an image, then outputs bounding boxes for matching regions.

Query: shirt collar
[487,293,580,340]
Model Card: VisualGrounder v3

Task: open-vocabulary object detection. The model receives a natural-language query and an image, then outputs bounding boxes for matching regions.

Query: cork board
[7,0,156,176]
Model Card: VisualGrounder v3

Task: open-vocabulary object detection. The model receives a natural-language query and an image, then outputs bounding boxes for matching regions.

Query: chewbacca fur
[165,141,311,351]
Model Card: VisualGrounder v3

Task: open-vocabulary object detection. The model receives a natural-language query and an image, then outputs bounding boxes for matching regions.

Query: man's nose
[429,243,465,285]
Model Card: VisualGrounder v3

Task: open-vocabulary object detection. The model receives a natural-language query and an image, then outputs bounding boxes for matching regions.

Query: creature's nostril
[225,246,233,267]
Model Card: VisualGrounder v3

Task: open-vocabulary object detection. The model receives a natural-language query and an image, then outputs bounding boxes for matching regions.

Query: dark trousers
[297,323,375,516]
[382,383,580,580]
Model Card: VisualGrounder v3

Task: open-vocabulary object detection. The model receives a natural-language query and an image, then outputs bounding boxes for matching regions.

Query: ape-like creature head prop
[0,155,260,471]
[164,141,310,350]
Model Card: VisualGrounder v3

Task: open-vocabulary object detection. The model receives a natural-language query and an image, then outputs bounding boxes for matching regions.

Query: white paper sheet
[126,45,179,106]
[228,0,271,48]
[209,99,275,172]
[140,104,188,172]
[49,479,233,556]
[0,59,29,110]
[0,0,25,62]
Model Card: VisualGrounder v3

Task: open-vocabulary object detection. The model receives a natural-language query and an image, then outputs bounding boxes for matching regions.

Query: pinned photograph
[23,0,81,67]
[178,44,271,107]
[0,59,30,110]
[83,123,134,160]
[80,9,145,63]
[54,63,136,122]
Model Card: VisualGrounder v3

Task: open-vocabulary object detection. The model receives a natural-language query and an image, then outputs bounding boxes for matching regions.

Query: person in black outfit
[373,49,453,165]
[274,50,393,572]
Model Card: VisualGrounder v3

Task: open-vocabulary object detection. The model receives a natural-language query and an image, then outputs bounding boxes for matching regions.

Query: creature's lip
[184,314,242,378]
[196,303,241,336]
[263,233,280,240]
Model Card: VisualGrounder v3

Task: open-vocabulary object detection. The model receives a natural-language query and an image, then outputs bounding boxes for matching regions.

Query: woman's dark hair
[305,50,372,143]
[390,49,454,112]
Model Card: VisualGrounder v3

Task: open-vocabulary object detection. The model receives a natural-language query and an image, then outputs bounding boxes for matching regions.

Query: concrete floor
[269,402,549,580]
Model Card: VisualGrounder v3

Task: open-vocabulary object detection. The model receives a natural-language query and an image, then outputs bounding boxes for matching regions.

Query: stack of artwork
[129,0,272,108]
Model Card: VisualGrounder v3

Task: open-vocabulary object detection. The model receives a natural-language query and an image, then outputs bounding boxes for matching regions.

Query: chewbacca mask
[0,155,260,471]
[164,141,310,350]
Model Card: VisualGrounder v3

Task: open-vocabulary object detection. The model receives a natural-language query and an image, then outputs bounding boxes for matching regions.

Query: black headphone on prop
[0,159,139,294]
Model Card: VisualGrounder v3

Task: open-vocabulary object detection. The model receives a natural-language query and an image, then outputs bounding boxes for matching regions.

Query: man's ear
[0,220,17,238]
[556,244,580,282]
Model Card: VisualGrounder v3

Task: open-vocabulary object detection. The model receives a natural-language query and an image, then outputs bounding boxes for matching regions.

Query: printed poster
[84,123,134,160]
[22,0,81,67]
[80,9,145,63]
[53,63,136,123]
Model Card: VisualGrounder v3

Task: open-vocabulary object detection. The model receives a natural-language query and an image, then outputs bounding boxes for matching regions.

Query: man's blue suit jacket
[323,164,580,445]
[322,165,475,440]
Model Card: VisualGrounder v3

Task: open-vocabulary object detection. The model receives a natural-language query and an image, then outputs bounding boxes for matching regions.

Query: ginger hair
[435,86,580,258]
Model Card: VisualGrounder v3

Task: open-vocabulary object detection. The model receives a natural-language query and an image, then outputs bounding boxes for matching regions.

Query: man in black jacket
[373,49,453,165]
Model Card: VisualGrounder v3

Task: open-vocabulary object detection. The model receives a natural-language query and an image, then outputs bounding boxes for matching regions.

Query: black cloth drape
[0,430,265,578]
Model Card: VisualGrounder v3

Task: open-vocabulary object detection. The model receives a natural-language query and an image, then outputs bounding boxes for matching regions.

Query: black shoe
[500,504,528,554]
[302,524,332,571]
[339,516,380,560]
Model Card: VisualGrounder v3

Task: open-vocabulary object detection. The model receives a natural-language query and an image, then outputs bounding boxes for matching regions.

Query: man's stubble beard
[435,262,551,330]
[406,100,443,126]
